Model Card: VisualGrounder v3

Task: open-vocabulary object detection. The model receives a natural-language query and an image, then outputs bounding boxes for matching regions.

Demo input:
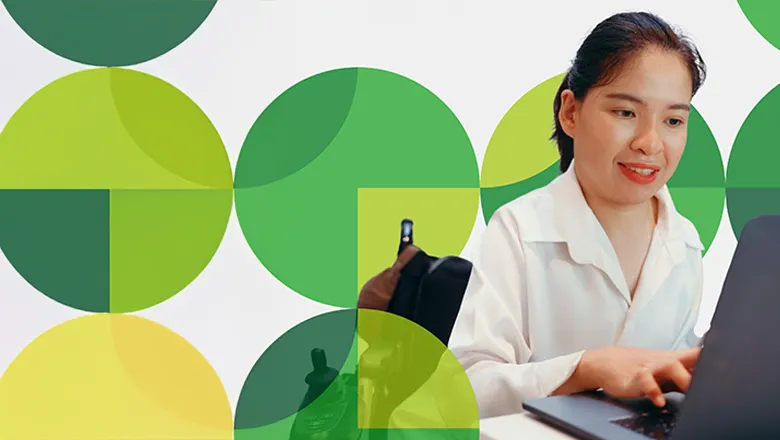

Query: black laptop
[523,214,780,440]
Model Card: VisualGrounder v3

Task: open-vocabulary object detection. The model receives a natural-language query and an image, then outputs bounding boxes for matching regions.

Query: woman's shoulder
[487,180,561,241]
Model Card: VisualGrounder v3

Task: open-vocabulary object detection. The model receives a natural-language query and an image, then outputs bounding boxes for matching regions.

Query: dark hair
[551,12,707,173]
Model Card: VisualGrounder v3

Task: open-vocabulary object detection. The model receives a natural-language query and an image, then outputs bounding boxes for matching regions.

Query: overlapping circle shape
[1,3,780,439]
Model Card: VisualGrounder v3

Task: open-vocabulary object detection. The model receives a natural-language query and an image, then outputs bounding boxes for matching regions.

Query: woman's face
[559,47,693,207]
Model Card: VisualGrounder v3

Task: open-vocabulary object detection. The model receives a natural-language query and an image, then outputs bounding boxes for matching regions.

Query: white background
[0,0,776,413]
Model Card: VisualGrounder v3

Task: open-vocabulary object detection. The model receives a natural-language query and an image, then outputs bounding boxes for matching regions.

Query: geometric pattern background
[0,0,778,438]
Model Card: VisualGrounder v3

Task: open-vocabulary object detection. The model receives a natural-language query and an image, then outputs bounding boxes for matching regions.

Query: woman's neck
[587,194,658,239]
[579,180,659,241]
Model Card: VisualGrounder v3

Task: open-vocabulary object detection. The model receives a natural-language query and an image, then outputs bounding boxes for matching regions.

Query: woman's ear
[558,89,578,139]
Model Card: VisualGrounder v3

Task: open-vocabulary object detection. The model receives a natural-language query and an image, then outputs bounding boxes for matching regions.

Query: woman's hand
[557,346,701,407]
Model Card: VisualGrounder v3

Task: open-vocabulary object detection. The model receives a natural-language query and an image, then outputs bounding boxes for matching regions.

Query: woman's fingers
[637,368,666,407]
[636,360,694,407]
[632,359,693,408]
[676,347,702,370]
[657,360,693,394]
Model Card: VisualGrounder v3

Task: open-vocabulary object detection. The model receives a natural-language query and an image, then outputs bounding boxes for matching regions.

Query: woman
[448,11,708,419]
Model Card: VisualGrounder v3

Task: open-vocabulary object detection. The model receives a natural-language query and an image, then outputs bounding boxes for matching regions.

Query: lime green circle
[726,82,780,239]
[2,0,217,66]
[738,0,780,51]
[234,67,480,308]
[233,308,479,438]
[0,67,233,313]
[480,73,725,254]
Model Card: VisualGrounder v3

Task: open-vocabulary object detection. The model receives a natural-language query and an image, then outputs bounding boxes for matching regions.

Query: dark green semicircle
[1,0,218,66]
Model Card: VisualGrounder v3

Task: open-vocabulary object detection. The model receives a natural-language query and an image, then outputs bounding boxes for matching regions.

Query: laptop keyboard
[610,407,679,439]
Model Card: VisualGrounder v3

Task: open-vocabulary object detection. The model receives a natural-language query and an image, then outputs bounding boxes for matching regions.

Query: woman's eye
[614,109,634,118]
[667,118,685,127]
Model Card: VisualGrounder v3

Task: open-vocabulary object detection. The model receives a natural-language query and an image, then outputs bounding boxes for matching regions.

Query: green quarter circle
[726,82,780,239]
[233,308,479,439]
[234,67,480,309]
[480,74,724,253]
[738,0,780,51]
[2,0,217,66]
[0,67,233,313]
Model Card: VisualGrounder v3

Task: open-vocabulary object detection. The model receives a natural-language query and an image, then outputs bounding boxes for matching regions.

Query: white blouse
[448,162,704,420]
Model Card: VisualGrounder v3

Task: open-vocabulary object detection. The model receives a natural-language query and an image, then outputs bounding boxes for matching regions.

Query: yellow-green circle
[0,68,233,313]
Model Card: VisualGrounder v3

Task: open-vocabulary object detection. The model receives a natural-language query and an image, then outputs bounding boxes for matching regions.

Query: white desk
[480,411,575,440]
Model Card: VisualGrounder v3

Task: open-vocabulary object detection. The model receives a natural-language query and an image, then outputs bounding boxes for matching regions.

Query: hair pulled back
[551,12,707,172]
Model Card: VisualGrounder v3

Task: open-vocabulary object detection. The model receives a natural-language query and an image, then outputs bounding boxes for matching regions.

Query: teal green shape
[726,82,780,238]
[234,67,479,308]
[738,0,780,51]
[480,161,560,224]
[235,68,358,189]
[234,309,358,430]
[726,188,780,239]
[0,190,109,312]
[2,0,217,66]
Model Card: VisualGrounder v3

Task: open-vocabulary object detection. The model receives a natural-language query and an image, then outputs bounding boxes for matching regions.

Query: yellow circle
[0,314,232,440]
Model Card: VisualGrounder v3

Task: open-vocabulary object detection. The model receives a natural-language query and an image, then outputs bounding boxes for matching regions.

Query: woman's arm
[448,207,586,419]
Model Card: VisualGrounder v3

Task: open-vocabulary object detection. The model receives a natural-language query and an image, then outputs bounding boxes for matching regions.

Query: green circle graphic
[2,0,217,66]
[738,0,780,51]
[233,308,479,439]
[0,68,233,313]
[480,74,725,254]
[234,67,480,309]
[726,82,780,239]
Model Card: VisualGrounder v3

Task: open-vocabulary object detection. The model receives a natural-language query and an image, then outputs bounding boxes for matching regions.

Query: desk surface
[480,411,575,440]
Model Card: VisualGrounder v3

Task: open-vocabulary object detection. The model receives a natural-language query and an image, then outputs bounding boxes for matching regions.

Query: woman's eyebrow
[604,92,690,111]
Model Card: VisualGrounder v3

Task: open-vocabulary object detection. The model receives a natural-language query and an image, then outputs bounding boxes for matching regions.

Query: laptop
[522,214,780,440]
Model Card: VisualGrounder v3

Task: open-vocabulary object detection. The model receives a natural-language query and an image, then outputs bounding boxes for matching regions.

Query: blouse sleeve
[447,206,585,419]
[672,251,705,350]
